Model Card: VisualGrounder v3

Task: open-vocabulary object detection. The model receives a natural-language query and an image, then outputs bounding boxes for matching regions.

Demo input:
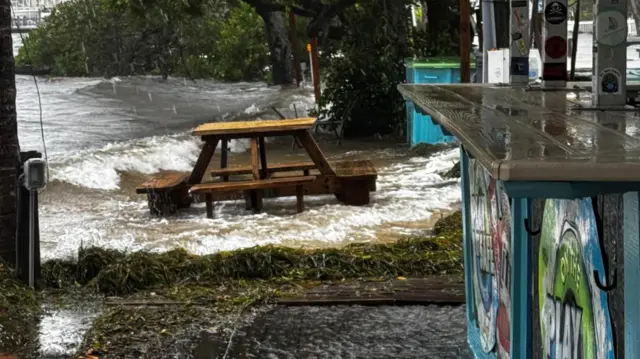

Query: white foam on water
[244,103,262,115]
[38,308,101,357]
[50,133,202,190]
[40,148,462,259]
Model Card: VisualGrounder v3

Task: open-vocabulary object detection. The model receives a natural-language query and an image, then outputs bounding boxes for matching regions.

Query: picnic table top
[398,83,640,182]
[192,118,317,137]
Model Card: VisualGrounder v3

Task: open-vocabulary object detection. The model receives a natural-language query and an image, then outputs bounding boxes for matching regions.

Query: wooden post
[310,37,321,104]
[289,11,302,87]
[460,0,471,83]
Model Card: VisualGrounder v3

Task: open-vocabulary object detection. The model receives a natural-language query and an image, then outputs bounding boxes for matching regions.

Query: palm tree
[0,0,21,265]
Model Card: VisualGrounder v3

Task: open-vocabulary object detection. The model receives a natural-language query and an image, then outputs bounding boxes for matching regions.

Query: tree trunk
[0,0,21,266]
[258,10,294,85]
[384,0,410,58]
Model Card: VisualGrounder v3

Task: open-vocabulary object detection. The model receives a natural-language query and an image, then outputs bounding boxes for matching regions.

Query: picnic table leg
[220,138,229,182]
[244,190,253,210]
[258,136,268,179]
[250,137,260,180]
[294,130,335,175]
[296,185,304,213]
[205,193,214,219]
[188,137,219,185]
[252,190,263,214]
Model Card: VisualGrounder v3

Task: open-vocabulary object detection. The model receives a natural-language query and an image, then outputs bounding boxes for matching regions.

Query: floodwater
[7,32,469,357]
[12,70,462,261]
[10,29,640,358]
[196,305,472,359]
[10,31,640,263]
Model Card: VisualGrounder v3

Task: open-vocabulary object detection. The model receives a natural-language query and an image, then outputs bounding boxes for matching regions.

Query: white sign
[596,10,627,46]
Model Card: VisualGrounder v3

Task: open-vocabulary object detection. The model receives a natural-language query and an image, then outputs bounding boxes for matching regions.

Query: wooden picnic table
[136,118,378,218]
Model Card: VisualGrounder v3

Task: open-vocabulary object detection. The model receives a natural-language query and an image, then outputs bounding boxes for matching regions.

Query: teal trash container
[404,57,476,146]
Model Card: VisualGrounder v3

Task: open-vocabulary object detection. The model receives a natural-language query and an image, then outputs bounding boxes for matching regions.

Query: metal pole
[482,0,497,83]
[28,189,35,288]
[461,0,472,83]
[510,0,530,84]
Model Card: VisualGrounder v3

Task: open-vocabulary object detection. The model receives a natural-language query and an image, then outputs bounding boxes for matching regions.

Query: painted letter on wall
[538,198,615,359]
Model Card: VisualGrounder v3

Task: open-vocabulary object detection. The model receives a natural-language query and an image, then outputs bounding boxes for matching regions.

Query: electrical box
[487,49,511,84]
[487,48,542,84]
[24,158,47,190]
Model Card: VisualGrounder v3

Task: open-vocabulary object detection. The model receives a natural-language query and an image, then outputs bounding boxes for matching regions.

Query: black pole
[16,151,41,287]
[494,0,510,49]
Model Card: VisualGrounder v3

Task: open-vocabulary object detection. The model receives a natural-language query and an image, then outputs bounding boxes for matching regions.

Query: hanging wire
[9,2,50,191]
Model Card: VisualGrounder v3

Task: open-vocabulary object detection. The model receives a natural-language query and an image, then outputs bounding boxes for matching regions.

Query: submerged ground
[4,59,466,358]
[1,208,466,359]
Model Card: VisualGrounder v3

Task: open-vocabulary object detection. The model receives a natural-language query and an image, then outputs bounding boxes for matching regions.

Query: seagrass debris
[72,211,464,358]
[40,211,464,297]
[43,235,463,296]
[443,161,460,179]
[433,211,462,235]
[0,262,40,357]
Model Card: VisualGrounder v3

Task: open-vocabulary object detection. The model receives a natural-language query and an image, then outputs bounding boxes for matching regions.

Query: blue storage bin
[404,57,475,146]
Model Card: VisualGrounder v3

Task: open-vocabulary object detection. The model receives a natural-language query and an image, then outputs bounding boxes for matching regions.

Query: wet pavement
[194,305,472,359]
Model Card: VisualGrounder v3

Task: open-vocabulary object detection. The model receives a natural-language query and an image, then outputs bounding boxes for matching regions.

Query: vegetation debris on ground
[443,161,460,179]
[3,211,463,358]
[0,262,41,356]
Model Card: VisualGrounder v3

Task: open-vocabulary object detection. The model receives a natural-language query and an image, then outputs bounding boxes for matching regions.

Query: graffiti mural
[491,179,512,359]
[469,158,511,356]
[538,198,615,359]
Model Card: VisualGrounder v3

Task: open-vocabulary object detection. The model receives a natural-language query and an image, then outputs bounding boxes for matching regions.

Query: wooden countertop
[398,83,640,182]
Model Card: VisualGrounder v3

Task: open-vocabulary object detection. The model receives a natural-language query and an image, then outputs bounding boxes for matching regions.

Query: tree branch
[307,0,358,37]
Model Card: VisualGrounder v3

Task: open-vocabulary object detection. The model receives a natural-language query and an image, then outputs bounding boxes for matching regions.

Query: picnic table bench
[209,161,316,178]
[136,117,378,218]
[397,82,640,359]
[190,176,315,218]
